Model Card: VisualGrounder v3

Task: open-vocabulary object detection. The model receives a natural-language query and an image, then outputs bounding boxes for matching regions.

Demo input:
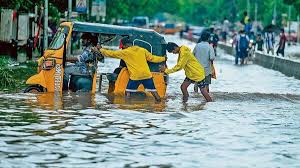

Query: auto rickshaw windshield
[49,26,70,50]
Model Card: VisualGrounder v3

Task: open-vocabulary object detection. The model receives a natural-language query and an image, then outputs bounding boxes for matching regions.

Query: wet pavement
[1,35,300,168]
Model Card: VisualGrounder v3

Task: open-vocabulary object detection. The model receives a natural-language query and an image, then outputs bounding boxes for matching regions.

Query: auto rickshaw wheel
[24,86,43,93]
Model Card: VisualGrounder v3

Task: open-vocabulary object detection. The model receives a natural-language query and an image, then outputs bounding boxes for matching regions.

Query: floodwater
[1,35,300,168]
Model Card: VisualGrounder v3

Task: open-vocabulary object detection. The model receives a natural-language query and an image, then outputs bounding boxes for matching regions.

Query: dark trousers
[276,48,285,57]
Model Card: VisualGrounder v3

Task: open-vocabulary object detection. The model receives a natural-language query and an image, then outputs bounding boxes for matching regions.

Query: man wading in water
[92,37,166,102]
[161,42,212,102]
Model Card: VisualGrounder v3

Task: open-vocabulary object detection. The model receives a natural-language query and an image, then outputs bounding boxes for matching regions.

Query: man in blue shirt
[236,30,249,65]
[63,33,98,89]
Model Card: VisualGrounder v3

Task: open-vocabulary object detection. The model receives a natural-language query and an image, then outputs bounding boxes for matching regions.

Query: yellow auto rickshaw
[24,21,168,98]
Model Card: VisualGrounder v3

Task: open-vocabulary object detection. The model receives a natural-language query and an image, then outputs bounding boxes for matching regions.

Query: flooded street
[1,35,300,168]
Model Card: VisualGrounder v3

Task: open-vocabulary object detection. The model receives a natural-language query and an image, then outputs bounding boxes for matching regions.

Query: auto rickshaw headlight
[42,58,56,70]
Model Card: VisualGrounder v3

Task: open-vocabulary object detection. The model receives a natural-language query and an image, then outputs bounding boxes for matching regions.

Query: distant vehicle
[132,16,149,29]
[163,23,177,34]
[285,30,298,43]
[191,26,209,37]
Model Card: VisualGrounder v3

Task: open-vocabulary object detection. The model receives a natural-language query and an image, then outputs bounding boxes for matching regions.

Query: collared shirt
[193,42,215,76]
[75,45,94,74]
[165,46,205,82]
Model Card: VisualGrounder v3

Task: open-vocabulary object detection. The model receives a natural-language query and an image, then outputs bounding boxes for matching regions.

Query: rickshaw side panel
[26,72,47,89]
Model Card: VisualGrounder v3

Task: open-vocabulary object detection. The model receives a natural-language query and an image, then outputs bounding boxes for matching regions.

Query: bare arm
[66,57,79,63]
[209,45,215,61]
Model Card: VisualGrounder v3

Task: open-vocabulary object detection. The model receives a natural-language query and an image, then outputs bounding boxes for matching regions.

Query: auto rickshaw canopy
[71,21,167,56]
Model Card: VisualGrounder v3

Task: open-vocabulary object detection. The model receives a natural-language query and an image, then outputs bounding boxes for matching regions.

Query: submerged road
[0,35,300,167]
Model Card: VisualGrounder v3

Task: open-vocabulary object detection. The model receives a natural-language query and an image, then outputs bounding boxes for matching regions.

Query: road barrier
[218,42,300,80]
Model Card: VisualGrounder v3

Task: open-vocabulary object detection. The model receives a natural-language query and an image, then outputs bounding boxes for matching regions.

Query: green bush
[0,68,17,89]
[0,57,37,92]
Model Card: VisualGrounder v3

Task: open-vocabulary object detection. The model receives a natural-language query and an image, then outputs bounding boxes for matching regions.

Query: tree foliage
[0,0,61,22]
[284,0,300,11]
[1,0,299,27]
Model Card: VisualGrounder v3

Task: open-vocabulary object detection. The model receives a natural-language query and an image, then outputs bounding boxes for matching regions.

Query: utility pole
[43,0,48,50]
[297,14,300,43]
[254,1,257,22]
[96,6,100,22]
[34,5,38,39]
[254,1,258,33]
[68,0,72,21]
[87,0,90,21]
[68,0,72,55]
[273,0,277,25]
[247,0,250,17]
[231,0,236,22]
[288,5,291,45]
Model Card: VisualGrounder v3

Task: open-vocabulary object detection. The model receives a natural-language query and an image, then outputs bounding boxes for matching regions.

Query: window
[48,26,69,50]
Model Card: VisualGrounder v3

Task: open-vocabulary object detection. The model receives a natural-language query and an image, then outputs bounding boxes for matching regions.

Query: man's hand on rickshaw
[96,43,102,50]
[91,47,99,53]
[159,65,167,72]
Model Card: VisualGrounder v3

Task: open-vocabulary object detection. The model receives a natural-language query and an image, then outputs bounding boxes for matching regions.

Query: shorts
[205,75,211,85]
[184,77,206,89]
[126,78,156,92]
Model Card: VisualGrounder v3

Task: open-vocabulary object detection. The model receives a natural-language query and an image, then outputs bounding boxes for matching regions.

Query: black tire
[24,86,43,93]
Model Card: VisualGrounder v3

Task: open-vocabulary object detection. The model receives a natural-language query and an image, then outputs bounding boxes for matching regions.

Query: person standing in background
[235,30,249,65]
[244,19,252,36]
[242,11,249,26]
[222,17,230,43]
[265,27,275,55]
[276,28,287,57]
[193,31,215,93]
[256,34,264,52]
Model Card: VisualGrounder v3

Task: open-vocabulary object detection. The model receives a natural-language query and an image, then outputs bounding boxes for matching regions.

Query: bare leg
[181,81,191,102]
[108,81,115,94]
[241,58,244,65]
[125,91,131,97]
[206,85,210,93]
[200,87,212,102]
[124,91,132,103]
[150,91,161,102]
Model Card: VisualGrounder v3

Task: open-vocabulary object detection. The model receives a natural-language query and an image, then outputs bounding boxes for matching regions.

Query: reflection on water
[1,36,300,167]
[19,91,300,113]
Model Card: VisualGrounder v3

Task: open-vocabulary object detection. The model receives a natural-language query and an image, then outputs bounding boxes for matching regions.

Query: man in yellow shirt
[161,42,212,102]
[243,11,249,25]
[92,37,166,102]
